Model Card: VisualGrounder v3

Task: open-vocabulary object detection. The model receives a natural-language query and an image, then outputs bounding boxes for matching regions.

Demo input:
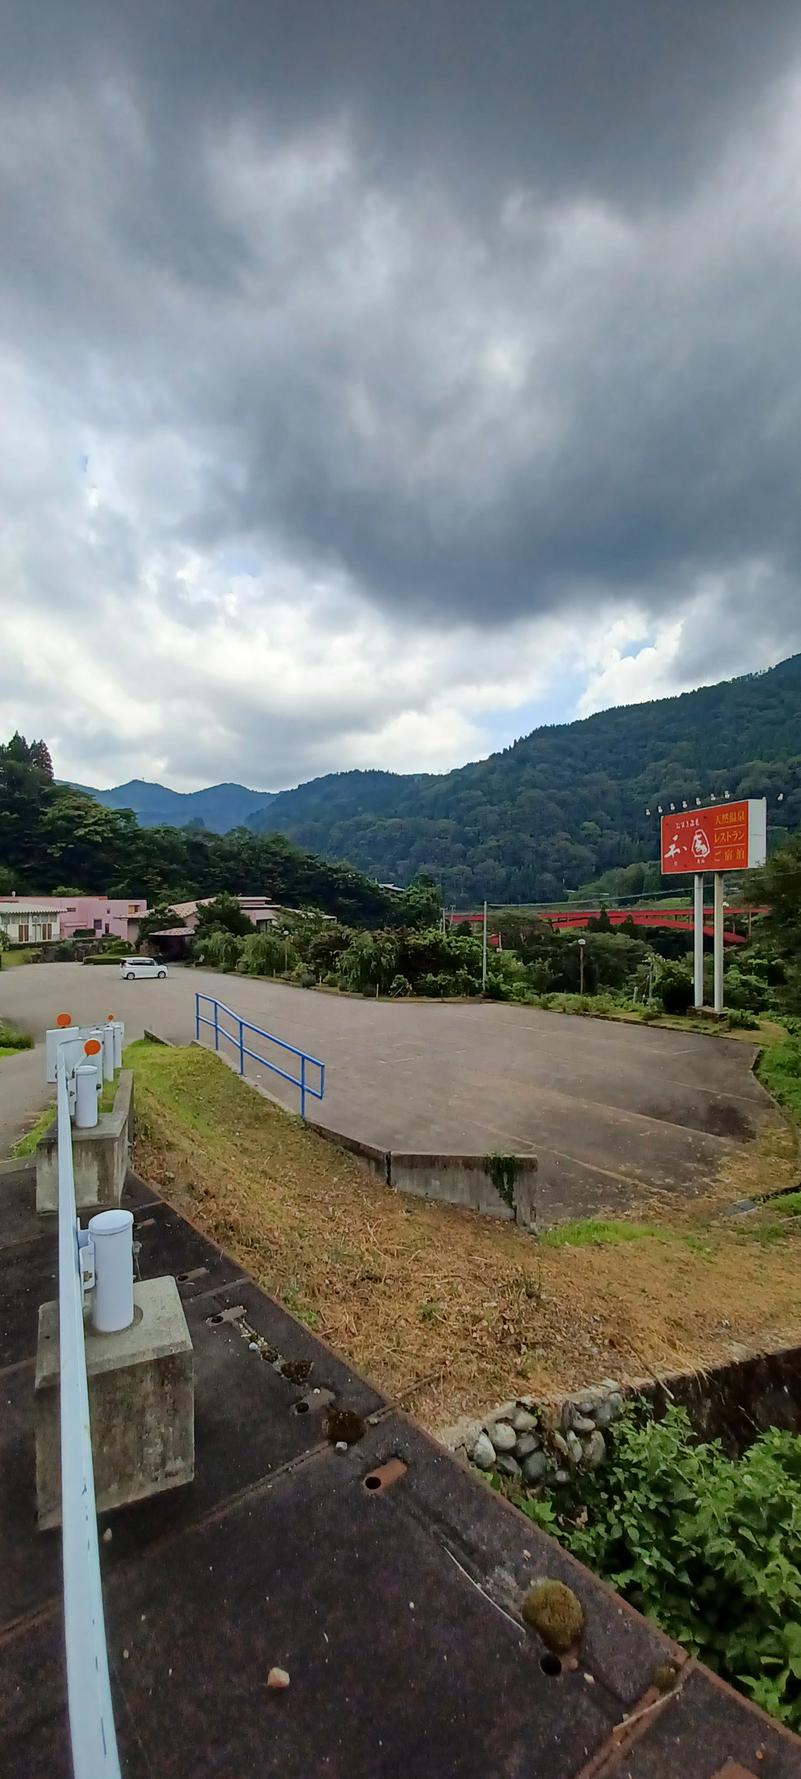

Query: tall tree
[29,739,54,779]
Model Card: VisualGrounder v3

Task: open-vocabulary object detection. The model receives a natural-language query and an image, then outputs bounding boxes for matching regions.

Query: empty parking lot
[0,963,779,1219]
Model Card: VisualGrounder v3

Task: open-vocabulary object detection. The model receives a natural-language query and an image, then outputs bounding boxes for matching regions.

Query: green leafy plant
[484,1151,519,1213]
[514,1404,801,1731]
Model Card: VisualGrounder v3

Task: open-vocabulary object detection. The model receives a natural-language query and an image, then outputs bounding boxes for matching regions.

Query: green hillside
[248,655,801,900]
[64,778,275,831]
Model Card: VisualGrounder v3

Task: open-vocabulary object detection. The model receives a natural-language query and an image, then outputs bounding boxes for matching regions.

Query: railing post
[195,993,200,1041]
[300,1052,306,1119]
[213,999,219,1052]
[239,1016,244,1075]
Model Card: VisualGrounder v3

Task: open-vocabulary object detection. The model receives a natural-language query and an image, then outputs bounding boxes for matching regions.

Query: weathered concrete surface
[306,1124,539,1226]
[34,1275,193,1528]
[0,1041,50,1158]
[35,1069,132,1214]
[0,962,781,1222]
[2,1163,799,1775]
[390,1151,538,1228]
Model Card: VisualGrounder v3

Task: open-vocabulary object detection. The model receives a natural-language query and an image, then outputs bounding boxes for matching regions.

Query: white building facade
[0,902,62,943]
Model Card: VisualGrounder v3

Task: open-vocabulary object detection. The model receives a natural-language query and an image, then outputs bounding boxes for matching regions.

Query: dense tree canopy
[0,737,392,925]
[248,655,801,901]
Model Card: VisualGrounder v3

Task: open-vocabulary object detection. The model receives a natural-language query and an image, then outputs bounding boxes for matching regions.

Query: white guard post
[46,1026,105,1084]
[693,874,704,1009]
[74,1063,99,1130]
[108,1019,124,1070]
[87,1209,135,1333]
[101,1023,115,1083]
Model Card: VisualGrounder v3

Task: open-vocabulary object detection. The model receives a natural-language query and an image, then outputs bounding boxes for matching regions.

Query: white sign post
[693,874,704,1010]
[661,798,767,1015]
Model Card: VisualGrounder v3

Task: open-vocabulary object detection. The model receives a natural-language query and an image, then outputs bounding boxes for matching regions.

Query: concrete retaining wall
[36,1070,133,1215]
[306,1121,537,1228]
[389,1152,538,1229]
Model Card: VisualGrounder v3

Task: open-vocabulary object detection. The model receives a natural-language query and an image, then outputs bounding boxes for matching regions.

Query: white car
[120,957,168,980]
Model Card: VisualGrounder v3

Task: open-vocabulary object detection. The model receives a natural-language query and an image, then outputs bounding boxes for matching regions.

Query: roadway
[0,962,779,1220]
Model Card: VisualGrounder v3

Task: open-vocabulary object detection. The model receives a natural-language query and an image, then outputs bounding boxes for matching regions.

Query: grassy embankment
[127,1036,801,1430]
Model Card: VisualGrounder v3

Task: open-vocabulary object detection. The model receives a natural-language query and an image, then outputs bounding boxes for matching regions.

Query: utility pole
[578,936,586,996]
[481,900,488,993]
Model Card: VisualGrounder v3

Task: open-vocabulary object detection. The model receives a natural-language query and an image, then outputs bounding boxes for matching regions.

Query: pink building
[8,895,148,942]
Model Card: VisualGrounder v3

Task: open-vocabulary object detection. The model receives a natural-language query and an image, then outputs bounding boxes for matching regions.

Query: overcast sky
[2,2,801,792]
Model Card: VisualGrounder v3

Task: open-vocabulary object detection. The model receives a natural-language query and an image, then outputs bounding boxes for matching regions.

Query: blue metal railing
[56,1050,122,1778]
[195,992,325,1118]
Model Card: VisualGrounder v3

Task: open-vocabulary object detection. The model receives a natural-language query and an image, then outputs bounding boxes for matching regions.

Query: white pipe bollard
[75,1063,99,1130]
[102,1024,115,1084]
[88,1209,134,1333]
[110,1021,124,1071]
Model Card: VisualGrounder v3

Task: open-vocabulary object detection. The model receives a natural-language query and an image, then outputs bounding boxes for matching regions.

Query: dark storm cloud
[2,0,801,737]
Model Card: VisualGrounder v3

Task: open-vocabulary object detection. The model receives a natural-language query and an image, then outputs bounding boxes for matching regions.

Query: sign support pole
[713,872,725,1014]
[481,900,488,993]
[693,873,704,1009]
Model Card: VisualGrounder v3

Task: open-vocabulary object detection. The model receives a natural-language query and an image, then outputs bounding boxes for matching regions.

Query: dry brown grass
[130,1042,801,1431]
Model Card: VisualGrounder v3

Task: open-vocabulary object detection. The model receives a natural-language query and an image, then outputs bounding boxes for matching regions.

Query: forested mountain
[65,778,275,831]
[247,655,801,901]
[0,738,387,924]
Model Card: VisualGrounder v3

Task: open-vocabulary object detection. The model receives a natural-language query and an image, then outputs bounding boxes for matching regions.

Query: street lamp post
[578,936,587,996]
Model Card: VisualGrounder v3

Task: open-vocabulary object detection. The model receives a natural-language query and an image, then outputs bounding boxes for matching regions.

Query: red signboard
[661,800,766,875]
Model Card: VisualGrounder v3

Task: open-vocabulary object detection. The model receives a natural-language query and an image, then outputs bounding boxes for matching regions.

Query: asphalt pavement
[0,962,778,1217]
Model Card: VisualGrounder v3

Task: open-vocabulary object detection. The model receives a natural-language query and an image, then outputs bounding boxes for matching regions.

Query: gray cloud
[2,2,801,785]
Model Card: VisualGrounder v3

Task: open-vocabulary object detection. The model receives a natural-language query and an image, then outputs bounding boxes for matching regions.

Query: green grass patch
[0,1018,33,1052]
[0,946,41,969]
[99,1072,119,1112]
[771,1190,801,1216]
[682,1232,714,1258]
[12,1101,56,1156]
[758,1037,801,1122]
[540,1217,659,1249]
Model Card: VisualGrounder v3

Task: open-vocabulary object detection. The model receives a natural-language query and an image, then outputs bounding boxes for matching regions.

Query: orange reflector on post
[56,1012,72,1029]
[84,1039,102,1056]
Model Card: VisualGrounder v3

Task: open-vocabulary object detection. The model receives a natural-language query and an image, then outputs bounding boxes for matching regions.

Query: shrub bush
[516,1405,801,1733]
[236,932,287,977]
[658,970,694,1015]
[0,1019,33,1051]
[193,929,243,972]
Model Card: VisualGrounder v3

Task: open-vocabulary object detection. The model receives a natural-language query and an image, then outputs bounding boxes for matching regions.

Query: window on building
[18,923,29,943]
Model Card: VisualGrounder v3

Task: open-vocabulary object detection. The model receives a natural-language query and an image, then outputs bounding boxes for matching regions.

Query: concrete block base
[35,1276,194,1528]
[36,1070,133,1215]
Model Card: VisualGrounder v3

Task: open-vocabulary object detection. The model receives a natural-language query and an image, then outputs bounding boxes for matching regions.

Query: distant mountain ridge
[64,778,274,831]
[72,655,801,899]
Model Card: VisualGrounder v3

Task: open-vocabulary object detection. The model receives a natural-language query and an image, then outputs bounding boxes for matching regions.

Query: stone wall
[457,1379,626,1486]
[456,1340,801,1486]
